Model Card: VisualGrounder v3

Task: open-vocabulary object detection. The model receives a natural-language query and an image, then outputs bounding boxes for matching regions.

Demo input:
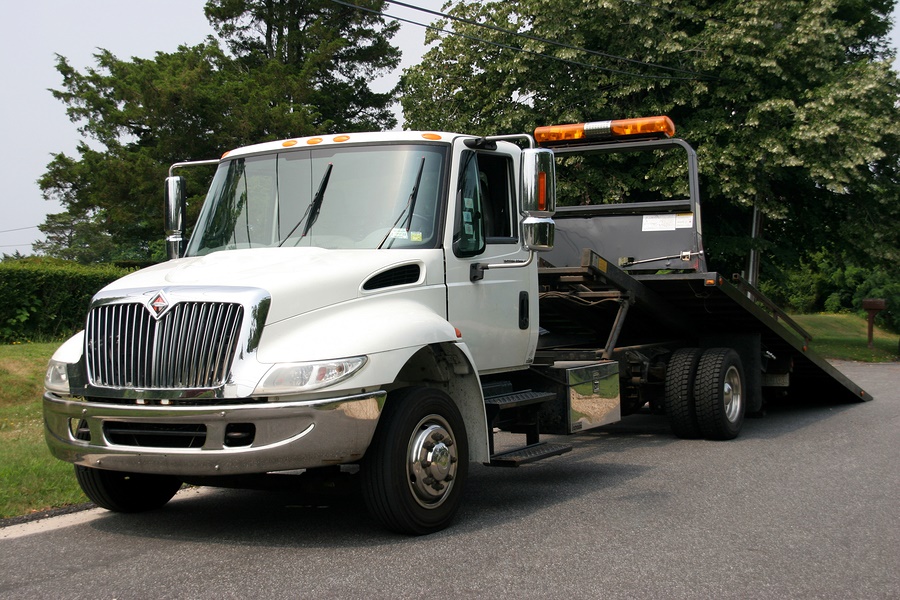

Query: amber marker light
[535,116,675,145]
[221,150,231,158]
[422,133,442,140]
[307,137,324,145]
[333,135,350,142]
[282,140,298,147]
[538,171,548,211]
[610,116,675,138]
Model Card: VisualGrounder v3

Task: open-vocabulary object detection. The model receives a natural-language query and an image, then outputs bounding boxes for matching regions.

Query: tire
[75,466,182,512]
[664,348,703,439]
[694,348,746,440]
[361,387,468,535]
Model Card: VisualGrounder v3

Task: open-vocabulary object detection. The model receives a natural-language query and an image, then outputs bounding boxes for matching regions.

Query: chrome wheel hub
[723,365,743,423]
[407,416,459,508]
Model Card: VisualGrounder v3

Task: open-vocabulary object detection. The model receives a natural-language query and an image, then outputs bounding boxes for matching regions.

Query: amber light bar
[534,116,675,145]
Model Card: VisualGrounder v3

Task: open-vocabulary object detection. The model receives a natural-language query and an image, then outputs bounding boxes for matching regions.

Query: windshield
[185,144,447,256]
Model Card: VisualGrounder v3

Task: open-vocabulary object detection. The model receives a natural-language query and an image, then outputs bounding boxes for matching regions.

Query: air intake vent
[85,301,243,390]
[103,422,207,448]
[363,264,421,291]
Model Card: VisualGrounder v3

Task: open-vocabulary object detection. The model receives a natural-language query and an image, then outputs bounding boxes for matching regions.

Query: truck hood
[101,248,436,324]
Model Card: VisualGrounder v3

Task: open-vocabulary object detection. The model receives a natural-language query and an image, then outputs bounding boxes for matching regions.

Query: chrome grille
[86,301,244,389]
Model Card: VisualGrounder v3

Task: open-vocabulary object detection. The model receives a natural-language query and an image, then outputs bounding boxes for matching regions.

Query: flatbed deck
[538,249,872,405]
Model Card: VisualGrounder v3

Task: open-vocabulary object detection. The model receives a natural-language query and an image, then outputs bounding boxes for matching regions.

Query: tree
[205,0,401,132]
[401,0,900,279]
[39,0,400,263]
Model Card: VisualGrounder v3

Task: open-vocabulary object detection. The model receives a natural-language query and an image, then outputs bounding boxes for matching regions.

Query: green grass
[0,342,86,519]
[0,313,896,519]
[791,313,899,362]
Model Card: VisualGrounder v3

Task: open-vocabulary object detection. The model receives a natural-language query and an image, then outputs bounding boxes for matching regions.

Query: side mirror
[520,148,556,216]
[520,148,556,251]
[165,176,187,260]
[523,217,555,252]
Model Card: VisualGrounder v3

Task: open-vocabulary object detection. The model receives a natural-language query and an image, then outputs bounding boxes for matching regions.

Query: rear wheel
[694,348,745,440]
[664,347,703,439]
[361,387,468,535]
[75,466,182,512]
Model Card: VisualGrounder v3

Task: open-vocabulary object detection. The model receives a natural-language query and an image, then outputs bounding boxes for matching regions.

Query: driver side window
[454,152,484,256]
[454,151,515,257]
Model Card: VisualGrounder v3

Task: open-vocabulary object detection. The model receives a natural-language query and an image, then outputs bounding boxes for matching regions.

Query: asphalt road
[2,361,898,599]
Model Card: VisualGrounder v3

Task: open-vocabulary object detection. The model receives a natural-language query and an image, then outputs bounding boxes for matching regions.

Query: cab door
[444,142,538,374]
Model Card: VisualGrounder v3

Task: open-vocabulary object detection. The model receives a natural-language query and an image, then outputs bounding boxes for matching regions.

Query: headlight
[45,360,71,395]
[255,356,367,395]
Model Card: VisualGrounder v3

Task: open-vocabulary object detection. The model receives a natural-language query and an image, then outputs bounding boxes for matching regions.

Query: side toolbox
[531,361,621,434]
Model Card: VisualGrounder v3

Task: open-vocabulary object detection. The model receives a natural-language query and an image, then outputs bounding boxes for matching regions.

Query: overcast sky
[1,1,897,256]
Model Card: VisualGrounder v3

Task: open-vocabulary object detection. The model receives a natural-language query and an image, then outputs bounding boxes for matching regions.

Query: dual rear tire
[664,347,745,440]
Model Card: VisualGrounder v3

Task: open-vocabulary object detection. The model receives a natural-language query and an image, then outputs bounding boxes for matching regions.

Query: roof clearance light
[534,116,675,145]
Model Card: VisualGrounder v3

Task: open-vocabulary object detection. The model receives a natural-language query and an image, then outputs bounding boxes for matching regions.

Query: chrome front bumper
[43,390,385,476]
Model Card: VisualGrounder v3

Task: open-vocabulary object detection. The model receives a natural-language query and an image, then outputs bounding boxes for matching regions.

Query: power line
[0,225,39,235]
[387,0,705,78]
[331,0,707,81]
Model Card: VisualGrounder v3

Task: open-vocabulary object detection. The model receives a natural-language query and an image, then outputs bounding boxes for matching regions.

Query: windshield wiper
[378,156,426,249]
[279,163,333,247]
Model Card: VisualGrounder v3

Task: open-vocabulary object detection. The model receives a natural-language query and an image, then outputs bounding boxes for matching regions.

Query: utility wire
[332,0,706,80]
[387,0,705,78]
[0,225,39,235]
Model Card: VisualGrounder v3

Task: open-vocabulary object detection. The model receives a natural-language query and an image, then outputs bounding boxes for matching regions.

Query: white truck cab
[43,129,558,534]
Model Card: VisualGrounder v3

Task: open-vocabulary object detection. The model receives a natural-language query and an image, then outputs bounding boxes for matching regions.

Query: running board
[488,442,572,467]
[484,389,558,409]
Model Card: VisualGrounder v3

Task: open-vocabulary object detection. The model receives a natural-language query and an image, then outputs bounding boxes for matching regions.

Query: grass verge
[791,313,899,362]
[0,342,86,519]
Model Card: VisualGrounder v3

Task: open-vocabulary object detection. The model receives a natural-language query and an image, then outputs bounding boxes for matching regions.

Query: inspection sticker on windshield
[388,229,423,242]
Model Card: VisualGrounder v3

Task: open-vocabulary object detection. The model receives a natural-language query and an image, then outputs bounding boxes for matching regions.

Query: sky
[0,1,898,257]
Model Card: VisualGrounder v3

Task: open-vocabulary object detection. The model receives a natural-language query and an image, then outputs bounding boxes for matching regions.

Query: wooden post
[861,299,886,350]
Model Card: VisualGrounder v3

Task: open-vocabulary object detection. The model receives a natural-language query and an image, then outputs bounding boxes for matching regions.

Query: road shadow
[87,457,651,549]
[85,382,874,547]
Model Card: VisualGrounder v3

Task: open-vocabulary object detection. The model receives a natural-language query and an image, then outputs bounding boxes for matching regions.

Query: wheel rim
[407,415,459,509]
[722,365,743,423]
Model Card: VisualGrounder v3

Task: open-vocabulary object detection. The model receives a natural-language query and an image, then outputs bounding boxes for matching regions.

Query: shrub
[759,250,899,332]
[0,258,131,343]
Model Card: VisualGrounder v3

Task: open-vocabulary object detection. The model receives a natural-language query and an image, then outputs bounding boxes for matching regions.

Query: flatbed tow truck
[43,116,870,534]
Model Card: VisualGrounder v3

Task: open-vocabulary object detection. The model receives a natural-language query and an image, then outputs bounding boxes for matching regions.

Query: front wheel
[694,348,746,440]
[75,466,182,512]
[361,387,468,535]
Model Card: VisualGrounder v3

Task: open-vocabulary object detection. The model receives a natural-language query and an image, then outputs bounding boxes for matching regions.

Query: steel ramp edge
[633,272,874,403]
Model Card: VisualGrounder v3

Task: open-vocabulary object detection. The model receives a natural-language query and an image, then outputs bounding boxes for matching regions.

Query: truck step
[484,389,557,410]
[488,442,572,467]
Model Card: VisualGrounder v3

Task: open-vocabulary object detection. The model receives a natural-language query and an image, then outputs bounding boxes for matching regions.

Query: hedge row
[0,259,131,344]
